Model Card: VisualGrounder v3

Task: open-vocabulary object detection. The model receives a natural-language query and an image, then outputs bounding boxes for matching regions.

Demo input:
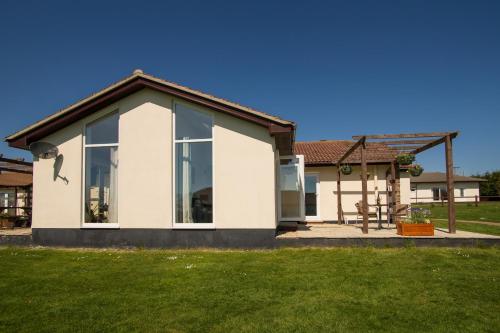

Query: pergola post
[445,135,456,233]
[390,160,397,224]
[335,136,366,226]
[360,142,369,234]
[337,167,342,225]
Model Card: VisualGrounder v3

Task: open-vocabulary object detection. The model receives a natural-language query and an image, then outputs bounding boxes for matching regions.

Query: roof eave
[6,73,296,151]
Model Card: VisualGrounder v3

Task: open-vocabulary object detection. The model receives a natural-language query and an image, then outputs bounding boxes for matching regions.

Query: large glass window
[174,104,213,225]
[280,158,301,218]
[84,112,119,225]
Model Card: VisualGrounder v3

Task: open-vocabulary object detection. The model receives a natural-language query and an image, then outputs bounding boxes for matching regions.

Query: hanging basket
[340,164,352,175]
[396,153,416,166]
[408,164,424,177]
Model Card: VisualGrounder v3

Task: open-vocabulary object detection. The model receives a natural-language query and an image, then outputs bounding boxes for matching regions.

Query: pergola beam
[336,136,366,167]
[353,132,455,139]
[410,132,458,155]
[390,145,424,151]
[376,139,435,145]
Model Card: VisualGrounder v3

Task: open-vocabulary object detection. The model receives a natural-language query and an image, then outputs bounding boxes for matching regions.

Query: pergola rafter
[335,131,459,234]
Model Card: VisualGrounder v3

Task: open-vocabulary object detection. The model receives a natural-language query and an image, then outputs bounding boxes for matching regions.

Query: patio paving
[0,228,32,236]
[276,223,500,239]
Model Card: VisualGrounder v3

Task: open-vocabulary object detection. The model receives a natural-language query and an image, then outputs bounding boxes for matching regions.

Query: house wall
[32,88,277,233]
[410,182,480,203]
[304,164,411,223]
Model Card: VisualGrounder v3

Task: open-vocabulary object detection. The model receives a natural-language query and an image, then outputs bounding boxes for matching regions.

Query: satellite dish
[29,142,59,159]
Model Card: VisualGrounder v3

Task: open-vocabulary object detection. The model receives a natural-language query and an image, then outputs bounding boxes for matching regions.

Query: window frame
[81,110,120,229]
[304,172,320,221]
[172,100,215,229]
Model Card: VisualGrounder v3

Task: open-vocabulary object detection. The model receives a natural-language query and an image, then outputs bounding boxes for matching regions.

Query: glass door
[305,174,319,220]
[279,156,304,221]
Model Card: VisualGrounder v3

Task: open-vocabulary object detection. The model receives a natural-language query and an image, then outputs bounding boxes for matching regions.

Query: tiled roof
[0,159,33,187]
[294,140,397,166]
[410,172,486,183]
[0,173,32,187]
[0,161,32,173]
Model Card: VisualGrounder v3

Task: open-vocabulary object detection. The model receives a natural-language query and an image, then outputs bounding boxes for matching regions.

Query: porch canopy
[336,132,459,234]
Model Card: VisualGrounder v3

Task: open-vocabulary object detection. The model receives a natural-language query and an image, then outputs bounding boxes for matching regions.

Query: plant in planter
[397,207,434,236]
[340,164,352,175]
[396,153,415,166]
[0,213,15,229]
[408,164,424,177]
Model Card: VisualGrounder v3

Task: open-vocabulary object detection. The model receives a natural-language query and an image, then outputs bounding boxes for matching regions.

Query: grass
[1,247,500,333]
[415,202,500,222]
[433,220,500,236]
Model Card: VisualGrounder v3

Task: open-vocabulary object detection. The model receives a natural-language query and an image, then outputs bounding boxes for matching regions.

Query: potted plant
[396,153,415,166]
[397,208,434,236]
[340,164,352,175]
[408,164,424,177]
[0,213,14,229]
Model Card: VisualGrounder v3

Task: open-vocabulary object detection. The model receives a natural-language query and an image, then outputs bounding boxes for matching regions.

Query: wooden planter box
[397,222,434,236]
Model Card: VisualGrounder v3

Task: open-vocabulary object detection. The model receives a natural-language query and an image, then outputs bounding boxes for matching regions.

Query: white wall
[410,182,480,203]
[32,88,277,229]
[304,165,402,222]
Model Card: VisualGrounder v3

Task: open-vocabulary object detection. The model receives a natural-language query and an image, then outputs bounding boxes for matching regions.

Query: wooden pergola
[336,132,459,234]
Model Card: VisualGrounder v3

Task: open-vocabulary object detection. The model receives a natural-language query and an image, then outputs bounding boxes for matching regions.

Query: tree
[472,171,500,196]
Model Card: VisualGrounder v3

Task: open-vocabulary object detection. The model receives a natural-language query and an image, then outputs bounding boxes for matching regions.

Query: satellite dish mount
[29,142,59,159]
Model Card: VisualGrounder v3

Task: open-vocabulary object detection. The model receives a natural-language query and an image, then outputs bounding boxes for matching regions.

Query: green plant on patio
[340,164,352,175]
[396,153,415,166]
[408,164,424,177]
[405,207,432,224]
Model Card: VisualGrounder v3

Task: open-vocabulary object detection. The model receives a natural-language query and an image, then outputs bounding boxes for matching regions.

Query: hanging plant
[408,164,424,177]
[396,153,416,166]
[340,164,352,175]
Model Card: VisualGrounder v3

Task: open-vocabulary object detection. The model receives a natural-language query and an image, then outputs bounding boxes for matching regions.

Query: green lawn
[1,247,500,333]
[415,202,500,222]
[433,220,500,236]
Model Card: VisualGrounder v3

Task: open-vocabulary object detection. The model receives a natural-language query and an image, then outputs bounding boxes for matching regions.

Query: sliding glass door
[304,173,319,220]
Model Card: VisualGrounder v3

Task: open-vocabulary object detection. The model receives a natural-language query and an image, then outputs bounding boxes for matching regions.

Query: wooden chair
[391,204,410,223]
[355,201,378,224]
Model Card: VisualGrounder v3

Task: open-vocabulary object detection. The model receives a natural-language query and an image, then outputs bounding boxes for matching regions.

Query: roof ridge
[6,70,295,141]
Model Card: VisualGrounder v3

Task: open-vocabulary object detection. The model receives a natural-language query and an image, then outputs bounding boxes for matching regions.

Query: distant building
[0,157,33,221]
[410,172,484,203]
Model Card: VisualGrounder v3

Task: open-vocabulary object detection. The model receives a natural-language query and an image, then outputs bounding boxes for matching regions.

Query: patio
[276,223,500,239]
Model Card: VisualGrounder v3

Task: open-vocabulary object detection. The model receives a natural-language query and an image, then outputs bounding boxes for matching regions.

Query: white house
[5,70,410,247]
[410,172,484,203]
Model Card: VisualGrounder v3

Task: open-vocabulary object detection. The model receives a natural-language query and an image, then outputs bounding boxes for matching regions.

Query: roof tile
[294,140,397,165]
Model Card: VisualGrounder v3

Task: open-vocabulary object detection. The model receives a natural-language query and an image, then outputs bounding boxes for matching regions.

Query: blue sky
[1,0,499,175]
